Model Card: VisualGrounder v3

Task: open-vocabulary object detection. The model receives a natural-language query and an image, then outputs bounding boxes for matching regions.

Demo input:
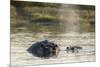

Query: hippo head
[27,40,59,58]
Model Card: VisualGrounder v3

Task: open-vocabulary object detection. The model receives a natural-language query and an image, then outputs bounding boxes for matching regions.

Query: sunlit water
[11,32,95,66]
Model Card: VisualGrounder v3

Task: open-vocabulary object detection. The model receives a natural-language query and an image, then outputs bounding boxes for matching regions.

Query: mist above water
[59,5,80,33]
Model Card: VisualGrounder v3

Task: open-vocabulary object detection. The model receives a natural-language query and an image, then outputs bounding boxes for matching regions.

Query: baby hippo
[66,46,82,53]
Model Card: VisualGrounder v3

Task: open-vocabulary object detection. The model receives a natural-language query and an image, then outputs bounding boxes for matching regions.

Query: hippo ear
[44,40,48,43]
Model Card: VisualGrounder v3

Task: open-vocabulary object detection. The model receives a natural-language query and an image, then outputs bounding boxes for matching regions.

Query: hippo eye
[40,44,44,47]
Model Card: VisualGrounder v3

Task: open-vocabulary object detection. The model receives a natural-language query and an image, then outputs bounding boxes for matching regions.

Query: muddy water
[11,32,95,66]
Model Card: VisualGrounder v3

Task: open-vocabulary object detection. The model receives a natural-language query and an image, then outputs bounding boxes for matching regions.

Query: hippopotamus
[66,46,82,53]
[27,40,60,58]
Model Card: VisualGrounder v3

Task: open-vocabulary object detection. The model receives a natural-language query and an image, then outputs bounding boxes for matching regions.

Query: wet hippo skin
[27,40,59,58]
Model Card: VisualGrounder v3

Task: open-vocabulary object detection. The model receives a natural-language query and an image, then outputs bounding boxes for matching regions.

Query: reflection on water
[11,2,95,33]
